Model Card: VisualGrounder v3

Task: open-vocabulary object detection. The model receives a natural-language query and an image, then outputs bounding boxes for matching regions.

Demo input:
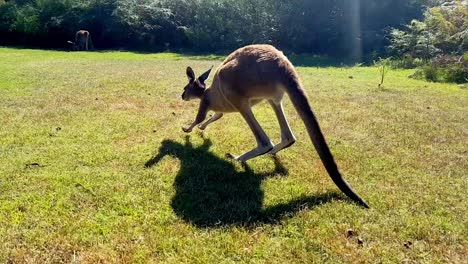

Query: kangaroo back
[284,74,369,208]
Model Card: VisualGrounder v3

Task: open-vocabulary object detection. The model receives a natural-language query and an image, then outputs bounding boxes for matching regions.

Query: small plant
[375,57,391,88]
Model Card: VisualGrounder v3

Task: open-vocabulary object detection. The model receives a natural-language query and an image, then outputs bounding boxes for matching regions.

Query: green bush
[420,55,468,83]
[389,1,467,83]
[391,54,425,69]
[444,65,468,84]
[422,64,439,82]
[389,1,467,60]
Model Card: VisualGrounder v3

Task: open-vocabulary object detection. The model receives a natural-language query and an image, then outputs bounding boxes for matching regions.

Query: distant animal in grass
[67,30,93,51]
[180,44,369,208]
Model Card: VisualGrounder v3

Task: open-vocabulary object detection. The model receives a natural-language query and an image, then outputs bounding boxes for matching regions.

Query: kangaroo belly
[241,84,285,100]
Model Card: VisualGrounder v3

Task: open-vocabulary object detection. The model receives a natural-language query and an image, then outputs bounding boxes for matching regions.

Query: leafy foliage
[0,0,424,59]
[389,0,467,83]
[388,20,440,60]
[389,0,467,58]
[420,54,468,83]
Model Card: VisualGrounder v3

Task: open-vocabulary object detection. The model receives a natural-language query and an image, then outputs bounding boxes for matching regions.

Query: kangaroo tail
[284,74,369,208]
[88,35,93,50]
[85,32,89,51]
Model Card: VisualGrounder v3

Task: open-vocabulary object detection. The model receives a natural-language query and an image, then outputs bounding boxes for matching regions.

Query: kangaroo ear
[198,66,213,84]
[186,67,195,82]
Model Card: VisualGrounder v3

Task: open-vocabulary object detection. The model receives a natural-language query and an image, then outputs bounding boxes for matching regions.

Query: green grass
[0,47,466,263]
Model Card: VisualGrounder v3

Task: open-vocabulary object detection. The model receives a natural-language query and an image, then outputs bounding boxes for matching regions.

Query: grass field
[0,47,466,263]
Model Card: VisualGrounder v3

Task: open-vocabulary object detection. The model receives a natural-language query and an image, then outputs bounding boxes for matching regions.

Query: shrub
[388,1,467,60]
[389,1,467,83]
[422,64,439,82]
[391,54,425,69]
[420,54,468,83]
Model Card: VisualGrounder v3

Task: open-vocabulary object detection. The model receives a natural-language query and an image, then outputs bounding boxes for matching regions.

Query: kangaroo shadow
[145,136,343,227]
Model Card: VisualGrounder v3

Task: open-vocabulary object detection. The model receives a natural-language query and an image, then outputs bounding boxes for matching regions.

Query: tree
[389,0,467,59]
[0,0,429,57]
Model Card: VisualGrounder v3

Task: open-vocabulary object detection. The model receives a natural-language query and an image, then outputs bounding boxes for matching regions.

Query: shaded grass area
[0,47,467,263]
[145,136,341,227]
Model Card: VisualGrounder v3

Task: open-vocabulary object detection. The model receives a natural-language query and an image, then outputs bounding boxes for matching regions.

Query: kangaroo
[181,44,369,208]
[67,30,93,51]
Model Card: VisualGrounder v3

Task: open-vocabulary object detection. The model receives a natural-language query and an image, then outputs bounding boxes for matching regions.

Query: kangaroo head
[182,66,213,101]
[67,41,78,51]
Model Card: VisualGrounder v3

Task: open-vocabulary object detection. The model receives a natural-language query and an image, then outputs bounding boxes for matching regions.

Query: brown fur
[69,30,93,51]
[181,44,369,208]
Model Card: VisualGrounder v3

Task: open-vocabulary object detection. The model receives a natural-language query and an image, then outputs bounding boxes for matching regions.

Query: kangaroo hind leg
[268,99,296,155]
[227,103,274,162]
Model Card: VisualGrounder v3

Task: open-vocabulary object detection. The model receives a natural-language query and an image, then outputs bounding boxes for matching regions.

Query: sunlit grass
[0,47,466,263]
